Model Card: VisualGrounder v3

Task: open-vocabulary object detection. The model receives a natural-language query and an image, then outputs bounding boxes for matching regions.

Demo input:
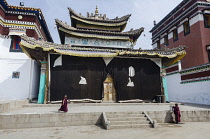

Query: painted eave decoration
[0,0,53,42]
[55,19,144,42]
[20,35,186,66]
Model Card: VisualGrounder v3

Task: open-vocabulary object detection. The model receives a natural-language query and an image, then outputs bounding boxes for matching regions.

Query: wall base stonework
[0,112,102,129]
[0,100,28,113]
[1,110,210,129]
[148,111,210,123]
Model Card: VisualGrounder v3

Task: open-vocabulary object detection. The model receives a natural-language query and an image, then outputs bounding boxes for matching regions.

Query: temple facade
[150,0,210,105]
[20,7,186,103]
[0,0,52,100]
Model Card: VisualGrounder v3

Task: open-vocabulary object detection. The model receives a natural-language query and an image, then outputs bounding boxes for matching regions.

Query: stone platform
[0,100,210,129]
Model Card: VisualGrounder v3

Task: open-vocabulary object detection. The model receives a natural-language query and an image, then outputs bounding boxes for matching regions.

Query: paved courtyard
[1,101,210,139]
[0,122,210,139]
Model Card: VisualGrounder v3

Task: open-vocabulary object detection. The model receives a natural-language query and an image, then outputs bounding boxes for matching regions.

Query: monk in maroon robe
[173,104,181,124]
[58,95,68,112]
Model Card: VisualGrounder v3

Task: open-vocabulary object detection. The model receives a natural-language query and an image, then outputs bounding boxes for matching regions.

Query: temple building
[0,0,52,100]
[20,7,186,103]
[150,0,210,105]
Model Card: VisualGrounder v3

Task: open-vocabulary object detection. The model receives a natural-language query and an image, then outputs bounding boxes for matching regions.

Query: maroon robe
[59,97,68,112]
[173,106,181,123]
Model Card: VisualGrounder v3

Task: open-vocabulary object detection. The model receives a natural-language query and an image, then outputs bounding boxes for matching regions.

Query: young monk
[58,95,68,112]
[173,103,181,124]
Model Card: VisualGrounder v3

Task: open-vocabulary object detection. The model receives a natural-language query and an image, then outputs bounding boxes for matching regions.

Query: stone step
[110,120,150,125]
[106,114,145,118]
[106,112,144,115]
[108,117,147,121]
[110,124,151,129]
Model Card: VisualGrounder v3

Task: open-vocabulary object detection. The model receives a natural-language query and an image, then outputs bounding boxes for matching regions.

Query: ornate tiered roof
[55,19,144,42]
[20,35,186,66]
[56,7,144,48]
[68,7,131,30]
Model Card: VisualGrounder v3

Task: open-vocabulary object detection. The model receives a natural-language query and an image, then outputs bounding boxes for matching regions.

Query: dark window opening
[9,36,22,52]
[208,50,210,63]
[164,35,169,46]
[157,40,160,49]
[173,29,178,41]
[204,14,210,28]
[183,21,190,36]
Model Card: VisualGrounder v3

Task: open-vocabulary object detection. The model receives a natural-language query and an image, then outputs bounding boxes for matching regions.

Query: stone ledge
[0,100,28,113]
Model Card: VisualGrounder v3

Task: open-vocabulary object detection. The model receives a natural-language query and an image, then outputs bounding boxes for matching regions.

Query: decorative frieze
[65,36,132,49]
[0,34,10,39]
[179,63,210,83]
[181,76,210,84]
[0,15,43,38]
[181,63,210,75]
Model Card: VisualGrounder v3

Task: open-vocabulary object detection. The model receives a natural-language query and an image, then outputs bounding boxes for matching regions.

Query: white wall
[190,14,204,26]
[0,37,40,100]
[160,38,164,44]
[168,32,173,40]
[178,25,183,34]
[152,43,157,49]
[30,61,41,100]
[166,73,210,105]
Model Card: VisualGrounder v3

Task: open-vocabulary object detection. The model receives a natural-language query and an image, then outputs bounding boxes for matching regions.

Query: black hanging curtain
[50,55,161,102]
[107,58,161,101]
[50,54,107,101]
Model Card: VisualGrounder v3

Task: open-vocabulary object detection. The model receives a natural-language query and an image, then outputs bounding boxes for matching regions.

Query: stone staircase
[106,112,152,129]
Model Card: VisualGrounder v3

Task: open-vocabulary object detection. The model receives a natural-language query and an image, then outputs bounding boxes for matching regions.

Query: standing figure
[58,95,68,112]
[172,103,181,124]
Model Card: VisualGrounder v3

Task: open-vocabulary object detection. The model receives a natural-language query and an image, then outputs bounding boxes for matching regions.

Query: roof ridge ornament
[95,5,99,17]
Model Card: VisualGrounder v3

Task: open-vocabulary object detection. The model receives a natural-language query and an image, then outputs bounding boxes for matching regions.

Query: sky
[7,0,183,49]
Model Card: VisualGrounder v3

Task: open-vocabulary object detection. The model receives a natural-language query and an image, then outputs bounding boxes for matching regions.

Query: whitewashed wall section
[0,37,39,100]
[160,38,164,45]
[29,61,41,100]
[65,36,132,49]
[166,73,210,105]
[168,32,173,40]
[190,14,204,26]
[152,43,157,49]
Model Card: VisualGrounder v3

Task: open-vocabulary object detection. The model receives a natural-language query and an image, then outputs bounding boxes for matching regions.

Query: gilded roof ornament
[95,6,99,16]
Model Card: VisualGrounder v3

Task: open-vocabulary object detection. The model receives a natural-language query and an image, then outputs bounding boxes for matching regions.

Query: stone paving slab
[0,122,210,139]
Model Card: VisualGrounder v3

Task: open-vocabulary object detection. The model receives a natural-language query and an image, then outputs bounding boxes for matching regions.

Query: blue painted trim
[37,73,46,104]
[162,77,169,101]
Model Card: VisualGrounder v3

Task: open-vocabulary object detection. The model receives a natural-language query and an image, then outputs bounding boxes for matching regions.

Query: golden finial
[95,5,99,16]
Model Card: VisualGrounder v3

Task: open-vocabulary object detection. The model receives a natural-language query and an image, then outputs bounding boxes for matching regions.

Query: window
[204,14,210,28]
[208,51,210,62]
[157,40,160,49]
[183,21,190,36]
[173,29,178,41]
[10,36,22,52]
[164,35,169,46]
[207,45,210,62]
